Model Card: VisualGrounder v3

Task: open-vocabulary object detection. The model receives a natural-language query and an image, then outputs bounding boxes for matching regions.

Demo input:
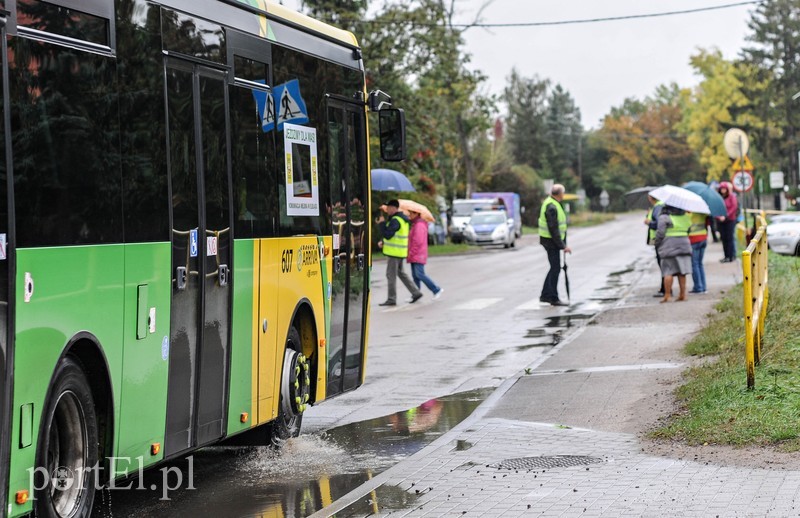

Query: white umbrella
[649,185,710,214]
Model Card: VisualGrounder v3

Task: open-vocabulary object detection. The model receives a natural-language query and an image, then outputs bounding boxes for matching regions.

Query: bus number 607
[281,249,294,273]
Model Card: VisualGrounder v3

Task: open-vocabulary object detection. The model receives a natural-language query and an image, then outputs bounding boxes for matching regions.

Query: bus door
[326,99,368,396]
[0,10,11,510]
[164,58,233,455]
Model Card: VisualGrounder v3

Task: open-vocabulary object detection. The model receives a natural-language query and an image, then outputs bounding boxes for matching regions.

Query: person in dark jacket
[538,184,572,306]
[376,199,422,306]
[645,195,666,297]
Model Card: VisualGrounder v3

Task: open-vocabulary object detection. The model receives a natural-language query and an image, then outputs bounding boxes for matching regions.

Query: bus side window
[230,55,277,239]
[10,38,122,247]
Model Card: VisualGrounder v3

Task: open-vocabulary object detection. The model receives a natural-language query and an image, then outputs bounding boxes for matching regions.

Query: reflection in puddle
[332,483,420,517]
[325,389,492,460]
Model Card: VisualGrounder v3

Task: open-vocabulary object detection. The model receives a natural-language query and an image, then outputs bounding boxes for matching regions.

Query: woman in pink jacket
[717,181,739,263]
[407,211,443,299]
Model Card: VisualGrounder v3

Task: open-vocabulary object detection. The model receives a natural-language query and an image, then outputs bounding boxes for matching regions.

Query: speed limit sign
[732,170,754,192]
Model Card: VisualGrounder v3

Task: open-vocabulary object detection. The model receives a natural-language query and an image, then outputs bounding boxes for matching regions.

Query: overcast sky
[279,1,758,128]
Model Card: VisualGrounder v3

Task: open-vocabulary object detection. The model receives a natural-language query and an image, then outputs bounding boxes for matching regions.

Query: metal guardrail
[742,213,768,390]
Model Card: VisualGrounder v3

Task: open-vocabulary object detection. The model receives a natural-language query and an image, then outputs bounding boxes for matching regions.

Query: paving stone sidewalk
[312,241,799,517]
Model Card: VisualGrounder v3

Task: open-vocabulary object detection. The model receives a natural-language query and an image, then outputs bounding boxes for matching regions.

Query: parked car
[768,213,800,225]
[449,198,500,243]
[766,215,800,255]
[463,210,516,248]
[471,192,523,238]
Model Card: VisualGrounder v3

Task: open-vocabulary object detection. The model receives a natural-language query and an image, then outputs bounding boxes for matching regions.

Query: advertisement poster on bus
[284,123,319,216]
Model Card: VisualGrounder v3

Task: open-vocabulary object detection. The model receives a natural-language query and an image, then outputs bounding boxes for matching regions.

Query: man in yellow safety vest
[376,199,423,306]
[538,184,572,306]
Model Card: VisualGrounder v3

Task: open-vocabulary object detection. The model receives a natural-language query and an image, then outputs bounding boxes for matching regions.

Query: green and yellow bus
[0,0,405,515]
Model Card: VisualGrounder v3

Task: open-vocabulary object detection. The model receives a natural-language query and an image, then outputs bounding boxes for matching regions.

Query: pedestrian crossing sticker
[252,78,308,133]
[284,123,319,216]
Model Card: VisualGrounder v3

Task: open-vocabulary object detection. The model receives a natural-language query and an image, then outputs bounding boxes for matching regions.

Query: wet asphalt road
[93,213,653,517]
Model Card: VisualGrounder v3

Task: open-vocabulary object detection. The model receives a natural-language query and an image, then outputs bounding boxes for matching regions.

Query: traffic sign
[723,128,749,159]
[731,155,754,172]
[769,171,785,189]
[732,170,754,192]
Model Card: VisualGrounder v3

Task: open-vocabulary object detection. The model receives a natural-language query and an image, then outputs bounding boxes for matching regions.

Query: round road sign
[723,128,750,159]
[732,170,754,192]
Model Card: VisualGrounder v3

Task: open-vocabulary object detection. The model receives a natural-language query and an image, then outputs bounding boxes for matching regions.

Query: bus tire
[269,325,311,449]
[34,356,98,518]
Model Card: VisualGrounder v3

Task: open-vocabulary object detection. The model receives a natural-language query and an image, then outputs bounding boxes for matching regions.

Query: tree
[359,0,495,200]
[503,69,549,170]
[681,49,766,181]
[588,86,701,208]
[543,84,582,190]
[741,0,800,185]
[300,0,368,28]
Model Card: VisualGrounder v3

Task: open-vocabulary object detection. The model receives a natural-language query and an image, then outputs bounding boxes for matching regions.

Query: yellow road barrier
[742,213,768,390]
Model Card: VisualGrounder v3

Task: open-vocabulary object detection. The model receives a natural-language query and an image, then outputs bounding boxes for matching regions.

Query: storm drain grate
[489,455,603,471]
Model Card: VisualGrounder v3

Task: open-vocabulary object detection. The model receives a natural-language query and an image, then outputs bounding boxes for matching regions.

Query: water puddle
[609,267,634,276]
[324,389,492,459]
[453,439,473,451]
[476,339,561,368]
[543,313,592,328]
[331,484,421,517]
[96,390,491,518]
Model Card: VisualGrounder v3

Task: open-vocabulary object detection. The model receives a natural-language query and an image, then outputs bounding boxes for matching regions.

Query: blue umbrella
[681,181,727,218]
[371,168,416,192]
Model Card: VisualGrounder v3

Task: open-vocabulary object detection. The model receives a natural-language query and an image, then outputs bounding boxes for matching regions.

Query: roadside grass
[522,211,616,235]
[377,211,617,258]
[427,242,474,256]
[650,253,800,451]
[570,211,616,227]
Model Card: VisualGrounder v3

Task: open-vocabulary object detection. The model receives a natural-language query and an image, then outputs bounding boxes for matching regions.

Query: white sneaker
[434,288,444,300]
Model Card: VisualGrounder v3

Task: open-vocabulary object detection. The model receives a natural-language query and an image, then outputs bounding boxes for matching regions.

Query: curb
[308,253,655,518]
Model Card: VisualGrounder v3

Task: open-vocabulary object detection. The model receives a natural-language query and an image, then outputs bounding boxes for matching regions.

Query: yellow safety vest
[383,214,410,258]
[538,197,566,240]
[688,213,708,237]
[647,200,665,243]
[665,213,691,237]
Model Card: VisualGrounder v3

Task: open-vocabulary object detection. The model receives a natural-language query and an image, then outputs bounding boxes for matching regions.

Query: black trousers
[719,220,737,260]
[540,246,561,301]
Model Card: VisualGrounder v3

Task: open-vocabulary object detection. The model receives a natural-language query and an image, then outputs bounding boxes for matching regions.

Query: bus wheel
[35,357,98,518]
[270,326,311,448]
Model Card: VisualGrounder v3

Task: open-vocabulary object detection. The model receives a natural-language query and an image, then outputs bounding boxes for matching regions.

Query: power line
[365,1,764,29]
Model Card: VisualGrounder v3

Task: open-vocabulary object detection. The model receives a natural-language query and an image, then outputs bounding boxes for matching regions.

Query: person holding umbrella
[538,184,572,306]
[376,199,423,306]
[654,204,692,302]
[407,209,444,299]
[645,194,666,297]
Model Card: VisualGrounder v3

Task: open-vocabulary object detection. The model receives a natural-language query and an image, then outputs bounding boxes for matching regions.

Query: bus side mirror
[379,108,406,162]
